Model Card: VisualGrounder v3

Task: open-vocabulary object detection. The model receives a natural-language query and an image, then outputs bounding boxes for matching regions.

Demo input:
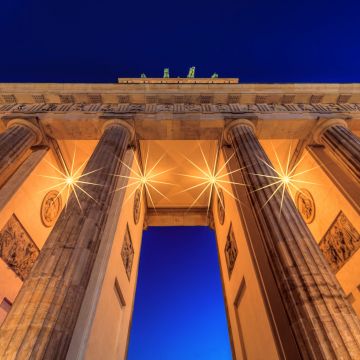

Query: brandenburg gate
[0,77,359,359]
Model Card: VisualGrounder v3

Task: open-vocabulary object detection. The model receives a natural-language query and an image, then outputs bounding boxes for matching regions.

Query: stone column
[0,120,134,360]
[224,119,360,359]
[0,146,48,211]
[313,118,360,182]
[0,119,42,187]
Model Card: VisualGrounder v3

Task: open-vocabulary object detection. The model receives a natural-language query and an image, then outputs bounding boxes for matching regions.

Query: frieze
[319,211,360,272]
[0,214,39,281]
[1,102,360,115]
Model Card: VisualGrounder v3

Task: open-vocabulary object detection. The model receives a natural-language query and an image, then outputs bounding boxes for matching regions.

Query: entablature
[1,82,360,140]
[1,83,360,105]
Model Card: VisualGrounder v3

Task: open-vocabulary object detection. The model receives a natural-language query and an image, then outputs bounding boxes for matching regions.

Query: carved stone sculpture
[0,214,39,280]
[295,189,315,224]
[2,101,360,115]
[225,223,238,277]
[133,189,141,225]
[319,211,360,272]
[217,188,225,225]
[121,225,134,280]
[41,190,62,227]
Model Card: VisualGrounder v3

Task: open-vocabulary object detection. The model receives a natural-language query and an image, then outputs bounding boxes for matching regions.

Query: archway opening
[127,226,231,359]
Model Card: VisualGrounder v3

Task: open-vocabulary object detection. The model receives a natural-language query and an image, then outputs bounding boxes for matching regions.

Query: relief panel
[319,211,360,272]
[1,102,360,115]
[121,224,134,280]
[295,189,315,224]
[40,190,62,227]
[0,214,39,281]
[133,189,141,225]
[217,188,225,225]
[225,223,238,277]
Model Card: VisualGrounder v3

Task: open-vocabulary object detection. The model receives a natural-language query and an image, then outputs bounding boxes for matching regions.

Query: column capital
[223,119,256,144]
[101,119,135,141]
[312,118,348,144]
[7,118,43,145]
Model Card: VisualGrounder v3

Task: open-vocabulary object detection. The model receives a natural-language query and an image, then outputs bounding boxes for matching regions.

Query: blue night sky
[127,227,231,360]
[1,0,360,83]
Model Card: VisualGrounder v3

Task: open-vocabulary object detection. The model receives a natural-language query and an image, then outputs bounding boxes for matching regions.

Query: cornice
[1,83,360,105]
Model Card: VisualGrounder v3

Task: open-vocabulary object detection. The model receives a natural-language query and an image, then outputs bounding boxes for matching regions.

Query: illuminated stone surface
[0,79,359,359]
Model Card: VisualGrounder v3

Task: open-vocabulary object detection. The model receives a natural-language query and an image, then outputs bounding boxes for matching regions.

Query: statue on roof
[187,67,195,78]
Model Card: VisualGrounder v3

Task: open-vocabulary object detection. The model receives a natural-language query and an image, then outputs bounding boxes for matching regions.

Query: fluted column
[0,146,49,212]
[225,119,360,359]
[313,119,360,181]
[0,119,42,187]
[0,120,134,359]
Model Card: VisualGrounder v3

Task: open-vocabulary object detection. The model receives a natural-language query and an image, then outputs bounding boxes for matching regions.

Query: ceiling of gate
[55,139,219,210]
[55,138,301,210]
[139,140,218,209]
[138,139,301,209]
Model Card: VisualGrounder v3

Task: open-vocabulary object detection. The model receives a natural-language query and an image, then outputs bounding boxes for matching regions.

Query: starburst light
[39,147,102,210]
[251,145,319,215]
[113,148,173,210]
[178,144,246,213]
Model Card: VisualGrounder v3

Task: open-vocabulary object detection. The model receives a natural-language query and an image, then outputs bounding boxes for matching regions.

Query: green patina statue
[138,67,219,78]
[187,66,195,78]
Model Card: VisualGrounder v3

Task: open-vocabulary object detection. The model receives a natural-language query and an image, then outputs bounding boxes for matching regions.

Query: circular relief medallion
[133,189,141,225]
[217,188,225,225]
[41,190,62,227]
[295,189,315,224]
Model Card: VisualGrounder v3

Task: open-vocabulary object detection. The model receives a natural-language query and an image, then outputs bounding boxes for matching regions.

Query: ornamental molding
[217,188,225,225]
[225,223,238,277]
[121,224,134,280]
[41,190,62,227]
[295,189,316,224]
[0,102,360,115]
[133,189,141,225]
